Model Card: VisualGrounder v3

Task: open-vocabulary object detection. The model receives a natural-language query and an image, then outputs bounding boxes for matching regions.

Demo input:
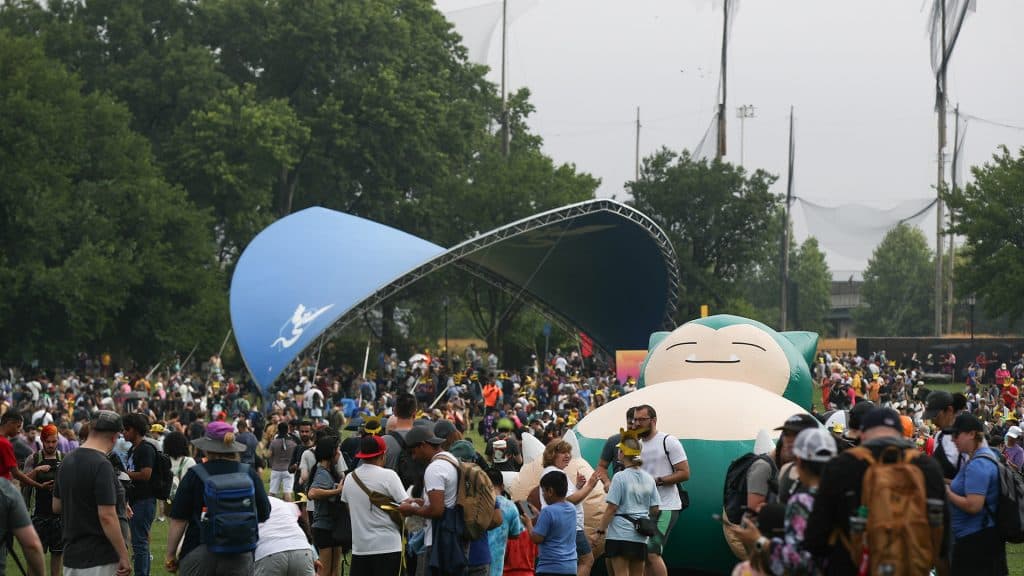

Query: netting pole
[716,0,728,161]
[933,0,946,337]
[781,106,794,331]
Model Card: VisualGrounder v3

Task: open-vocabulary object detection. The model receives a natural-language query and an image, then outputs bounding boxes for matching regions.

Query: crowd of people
[0,344,1021,576]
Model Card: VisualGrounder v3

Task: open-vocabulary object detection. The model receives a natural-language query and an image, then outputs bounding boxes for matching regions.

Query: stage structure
[230,199,679,391]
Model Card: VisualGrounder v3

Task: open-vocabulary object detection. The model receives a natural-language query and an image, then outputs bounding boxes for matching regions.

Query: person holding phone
[593,431,659,576]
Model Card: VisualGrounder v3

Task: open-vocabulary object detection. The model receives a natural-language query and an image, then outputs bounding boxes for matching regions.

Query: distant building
[828,278,863,338]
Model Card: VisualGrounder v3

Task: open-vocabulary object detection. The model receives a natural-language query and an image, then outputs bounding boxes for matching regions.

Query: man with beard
[634,404,690,576]
[288,420,313,496]
[27,425,62,576]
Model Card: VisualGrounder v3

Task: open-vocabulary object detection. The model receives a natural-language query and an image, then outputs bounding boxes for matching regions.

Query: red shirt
[0,436,17,480]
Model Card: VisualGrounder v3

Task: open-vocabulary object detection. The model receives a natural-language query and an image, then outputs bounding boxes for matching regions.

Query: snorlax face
[644,322,790,395]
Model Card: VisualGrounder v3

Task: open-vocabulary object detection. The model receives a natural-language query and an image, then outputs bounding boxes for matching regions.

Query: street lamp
[736,104,756,167]
[967,294,976,342]
[443,295,451,371]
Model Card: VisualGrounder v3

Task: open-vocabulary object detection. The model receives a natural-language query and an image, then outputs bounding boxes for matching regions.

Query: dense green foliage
[0,0,598,367]
[853,223,935,336]
[945,145,1024,326]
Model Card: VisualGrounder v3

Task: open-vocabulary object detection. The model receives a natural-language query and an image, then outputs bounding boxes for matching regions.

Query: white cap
[793,428,838,463]
[1008,426,1023,439]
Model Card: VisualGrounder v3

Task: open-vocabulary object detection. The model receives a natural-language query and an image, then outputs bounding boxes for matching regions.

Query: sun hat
[191,421,246,453]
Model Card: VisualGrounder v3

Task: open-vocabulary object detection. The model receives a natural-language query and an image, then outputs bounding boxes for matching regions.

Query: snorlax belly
[575,379,811,574]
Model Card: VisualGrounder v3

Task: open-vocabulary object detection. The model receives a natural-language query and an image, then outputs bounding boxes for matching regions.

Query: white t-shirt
[340,464,409,555]
[422,452,459,547]
[255,497,313,562]
[640,432,688,511]
[538,465,585,530]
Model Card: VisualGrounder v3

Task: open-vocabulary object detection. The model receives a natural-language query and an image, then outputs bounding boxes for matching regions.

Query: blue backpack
[192,463,259,553]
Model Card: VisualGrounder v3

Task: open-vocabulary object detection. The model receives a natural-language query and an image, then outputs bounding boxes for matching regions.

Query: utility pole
[946,103,959,335]
[635,107,641,181]
[934,0,946,337]
[781,106,795,331]
[716,0,729,161]
[736,104,756,167]
[497,0,509,155]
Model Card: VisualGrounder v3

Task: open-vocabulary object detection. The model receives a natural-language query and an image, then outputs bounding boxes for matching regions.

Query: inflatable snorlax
[575,314,818,574]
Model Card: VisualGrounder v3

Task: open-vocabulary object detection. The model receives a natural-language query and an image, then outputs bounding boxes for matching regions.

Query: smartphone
[516,500,537,519]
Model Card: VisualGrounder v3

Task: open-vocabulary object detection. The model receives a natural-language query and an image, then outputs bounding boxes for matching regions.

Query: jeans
[129,497,156,576]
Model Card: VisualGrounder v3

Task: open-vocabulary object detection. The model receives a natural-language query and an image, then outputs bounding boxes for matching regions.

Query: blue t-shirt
[606,467,660,543]
[533,500,577,574]
[950,446,1000,538]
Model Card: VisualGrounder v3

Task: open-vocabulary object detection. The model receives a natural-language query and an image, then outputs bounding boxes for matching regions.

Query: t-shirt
[1006,444,1024,470]
[538,466,584,530]
[255,497,313,562]
[311,466,341,530]
[950,446,1000,538]
[487,496,523,576]
[126,440,157,502]
[0,437,17,480]
[605,467,660,543]
[422,452,459,548]
[486,435,520,471]
[533,501,577,574]
[300,449,347,513]
[747,457,774,497]
[339,464,408,555]
[0,478,32,574]
[29,452,61,516]
[55,447,120,569]
[237,431,259,466]
[600,433,623,474]
[383,429,410,472]
[169,460,271,560]
[640,432,688,510]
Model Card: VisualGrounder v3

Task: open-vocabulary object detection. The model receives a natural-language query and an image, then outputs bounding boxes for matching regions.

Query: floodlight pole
[934,0,947,337]
[500,0,510,157]
[635,107,641,181]
[736,104,756,167]
[716,0,729,161]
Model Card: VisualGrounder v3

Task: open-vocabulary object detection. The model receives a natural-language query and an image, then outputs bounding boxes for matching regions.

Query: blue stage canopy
[230,200,678,390]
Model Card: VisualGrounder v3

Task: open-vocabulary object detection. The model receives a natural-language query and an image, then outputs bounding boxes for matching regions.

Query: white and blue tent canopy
[230,199,679,391]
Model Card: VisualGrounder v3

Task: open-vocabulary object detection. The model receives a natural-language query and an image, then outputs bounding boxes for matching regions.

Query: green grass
[13,422,1024,575]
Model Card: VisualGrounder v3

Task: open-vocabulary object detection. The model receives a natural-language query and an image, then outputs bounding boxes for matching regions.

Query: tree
[791,237,832,335]
[853,223,934,336]
[0,32,226,364]
[945,145,1024,325]
[628,149,780,322]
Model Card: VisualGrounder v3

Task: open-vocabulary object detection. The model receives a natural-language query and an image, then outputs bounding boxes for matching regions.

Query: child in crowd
[520,471,577,576]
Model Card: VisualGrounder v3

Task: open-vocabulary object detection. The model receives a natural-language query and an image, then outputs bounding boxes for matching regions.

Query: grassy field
[9,414,1024,575]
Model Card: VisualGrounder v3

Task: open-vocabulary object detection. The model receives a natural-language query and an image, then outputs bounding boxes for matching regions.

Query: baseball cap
[404,425,443,447]
[792,427,838,462]
[775,413,819,434]
[355,435,387,459]
[951,413,984,435]
[92,410,124,433]
[1007,426,1023,439]
[860,407,904,434]
[433,419,457,440]
[922,391,954,420]
[848,401,877,431]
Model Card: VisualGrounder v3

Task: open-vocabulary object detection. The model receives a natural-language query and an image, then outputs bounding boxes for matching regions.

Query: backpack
[974,452,1024,543]
[389,431,426,491]
[722,453,778,524]
[192,463,259,554]
[435,454,496,541]
[837,445,940,575]
[148,441,174,501]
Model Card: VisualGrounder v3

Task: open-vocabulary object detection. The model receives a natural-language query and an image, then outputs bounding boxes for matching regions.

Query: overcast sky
[437,0,1024,276]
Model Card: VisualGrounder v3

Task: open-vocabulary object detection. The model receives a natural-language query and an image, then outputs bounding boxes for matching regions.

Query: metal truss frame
[295,199,678,374]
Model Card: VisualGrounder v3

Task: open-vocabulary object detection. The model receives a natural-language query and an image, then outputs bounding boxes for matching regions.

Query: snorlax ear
[780,331,819,371]
[638,331,671,389]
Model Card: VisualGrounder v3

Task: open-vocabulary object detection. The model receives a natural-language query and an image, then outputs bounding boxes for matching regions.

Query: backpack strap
[350,471,372,497]
[390,431,408,450]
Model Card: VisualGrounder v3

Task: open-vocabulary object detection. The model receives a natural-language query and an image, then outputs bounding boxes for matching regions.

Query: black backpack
[389,431,426,492]
[146,440,174,501]
[975,452,1024,543]
[723,453,778,524]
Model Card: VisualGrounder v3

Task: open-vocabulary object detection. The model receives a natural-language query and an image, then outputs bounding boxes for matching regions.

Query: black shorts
[604,539,647,560]
[32,516,63,554]
[351,552,402,575]
[313,528,342,550]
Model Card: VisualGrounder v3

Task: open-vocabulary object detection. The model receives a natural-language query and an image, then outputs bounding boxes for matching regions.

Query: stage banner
[615,350,647,384]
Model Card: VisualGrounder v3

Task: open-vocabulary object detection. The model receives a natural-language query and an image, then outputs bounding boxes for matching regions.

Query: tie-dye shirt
[767,486,821,576]
[487,495,523,576]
